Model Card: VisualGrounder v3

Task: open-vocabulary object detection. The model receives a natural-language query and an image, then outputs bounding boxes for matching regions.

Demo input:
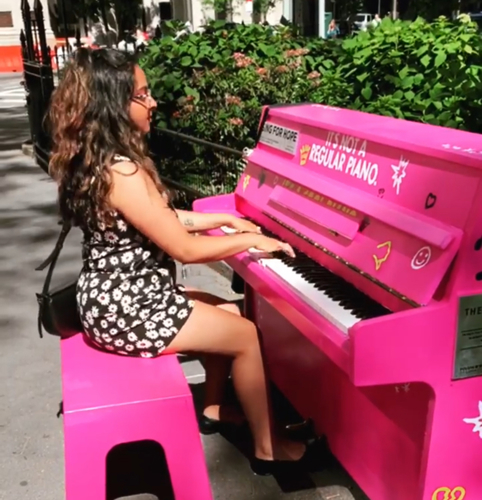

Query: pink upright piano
[193,104,482,500]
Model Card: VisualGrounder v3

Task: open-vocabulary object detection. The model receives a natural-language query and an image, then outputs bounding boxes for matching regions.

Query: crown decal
[299,145,311,166]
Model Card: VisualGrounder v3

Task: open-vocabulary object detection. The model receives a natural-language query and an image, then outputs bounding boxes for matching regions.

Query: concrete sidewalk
[0,98,367,500]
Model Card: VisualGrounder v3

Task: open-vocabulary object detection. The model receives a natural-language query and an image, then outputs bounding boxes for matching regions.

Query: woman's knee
[237,317,259,351]
[166,301,257,357]
[218,301,241,316]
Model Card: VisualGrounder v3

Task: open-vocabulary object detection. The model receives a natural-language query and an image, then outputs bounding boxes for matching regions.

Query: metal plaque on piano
[259,123,299,155]
[454,294,482,379]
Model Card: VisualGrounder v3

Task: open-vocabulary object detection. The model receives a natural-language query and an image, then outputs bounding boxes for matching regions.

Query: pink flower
[236,57,253,68]
[285,48,309,57]
[256,67,268,76]
[307,71,321,80]
[229,118,243,126]
[226,95,242,105]
[288,58,302,69]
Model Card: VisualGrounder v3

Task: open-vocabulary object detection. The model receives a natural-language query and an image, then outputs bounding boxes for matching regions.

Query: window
[0,11,13,28]
[159,2,172,20]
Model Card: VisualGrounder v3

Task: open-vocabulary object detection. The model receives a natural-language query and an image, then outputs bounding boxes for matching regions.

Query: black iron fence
[21,0,55,172]
[20,0,244,206]
[149,128,245,208]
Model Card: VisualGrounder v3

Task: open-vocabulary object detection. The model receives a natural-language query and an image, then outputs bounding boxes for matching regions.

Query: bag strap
[35,220,72,337]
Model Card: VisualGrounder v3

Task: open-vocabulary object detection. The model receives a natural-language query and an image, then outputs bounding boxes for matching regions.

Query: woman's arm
[109,164,263,264]
[175,210,233,233]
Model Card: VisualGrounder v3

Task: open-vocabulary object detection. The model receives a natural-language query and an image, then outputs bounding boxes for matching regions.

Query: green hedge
[140,15,482,154]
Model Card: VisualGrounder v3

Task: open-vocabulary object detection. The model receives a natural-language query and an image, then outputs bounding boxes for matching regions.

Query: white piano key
[257,258,360,334]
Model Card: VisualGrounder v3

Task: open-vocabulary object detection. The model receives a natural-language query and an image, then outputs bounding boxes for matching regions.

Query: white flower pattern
[76,180,194,357]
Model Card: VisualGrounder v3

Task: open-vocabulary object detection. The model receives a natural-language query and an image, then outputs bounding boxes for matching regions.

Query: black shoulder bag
[35,220,83,339]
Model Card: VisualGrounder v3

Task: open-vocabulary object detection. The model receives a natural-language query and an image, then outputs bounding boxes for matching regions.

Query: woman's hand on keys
[252,235,295,258]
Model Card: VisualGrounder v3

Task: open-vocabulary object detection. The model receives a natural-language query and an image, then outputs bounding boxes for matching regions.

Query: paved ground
[0,72,367,500]
[0,74,26,109]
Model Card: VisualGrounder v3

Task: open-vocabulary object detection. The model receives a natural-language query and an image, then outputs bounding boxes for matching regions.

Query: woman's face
[129,65,157,134]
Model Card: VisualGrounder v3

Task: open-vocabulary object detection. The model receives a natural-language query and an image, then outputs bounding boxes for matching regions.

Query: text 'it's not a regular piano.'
[193,103,482,500]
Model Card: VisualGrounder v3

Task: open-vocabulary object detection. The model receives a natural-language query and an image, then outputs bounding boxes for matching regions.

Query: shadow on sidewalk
[187,378,362,500]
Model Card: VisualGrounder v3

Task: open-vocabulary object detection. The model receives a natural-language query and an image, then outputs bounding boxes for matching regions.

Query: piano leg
[419,382,482,500]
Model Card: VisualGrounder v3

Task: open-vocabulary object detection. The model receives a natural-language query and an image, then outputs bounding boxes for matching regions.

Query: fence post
[20,0,55,173]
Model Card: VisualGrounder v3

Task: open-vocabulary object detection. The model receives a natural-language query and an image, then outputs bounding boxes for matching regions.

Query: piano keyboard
[221,222,391,333]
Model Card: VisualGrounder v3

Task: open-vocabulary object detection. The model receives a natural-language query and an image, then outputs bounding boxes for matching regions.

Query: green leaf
[434,51,447,67]
[416,45,428,56]
[421,55,431,67]
[401,76,414,88]
[354,48,373,58]
[181,56,192,66]
[398,66,409,80]
[413,73,424,84]
[361,86,372,100]
[356,73,369,83]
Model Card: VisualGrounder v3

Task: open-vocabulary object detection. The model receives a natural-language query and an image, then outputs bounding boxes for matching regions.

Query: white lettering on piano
[305,133,378,186]
[442,143,482,155]
[345,157,378,185]
[308,145,346,171]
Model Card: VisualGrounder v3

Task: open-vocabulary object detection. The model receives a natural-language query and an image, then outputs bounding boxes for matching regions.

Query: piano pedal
[283,418,317,442]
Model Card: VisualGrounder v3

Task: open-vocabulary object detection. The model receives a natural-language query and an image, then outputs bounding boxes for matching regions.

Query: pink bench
[60,333,213,500]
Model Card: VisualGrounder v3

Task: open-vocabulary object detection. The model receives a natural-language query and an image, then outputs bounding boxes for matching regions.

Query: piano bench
[60,333,213,500]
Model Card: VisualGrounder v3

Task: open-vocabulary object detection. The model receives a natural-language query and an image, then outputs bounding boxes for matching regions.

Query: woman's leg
[165,299,304,461]
[185,289,242,422]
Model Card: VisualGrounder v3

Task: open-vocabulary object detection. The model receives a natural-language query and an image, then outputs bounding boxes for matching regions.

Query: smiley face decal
[411,246,431,270]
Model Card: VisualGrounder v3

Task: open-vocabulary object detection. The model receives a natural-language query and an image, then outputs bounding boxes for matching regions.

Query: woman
[327,19,340,39]
[48,48,310,475]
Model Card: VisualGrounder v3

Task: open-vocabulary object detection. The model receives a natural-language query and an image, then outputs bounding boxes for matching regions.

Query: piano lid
[235,104,481,307]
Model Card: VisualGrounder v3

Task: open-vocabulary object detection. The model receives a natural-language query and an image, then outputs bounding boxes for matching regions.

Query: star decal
[391,156,409,195]
[463,401,482,438]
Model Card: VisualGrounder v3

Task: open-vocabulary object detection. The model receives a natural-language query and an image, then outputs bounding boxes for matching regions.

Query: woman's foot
[199,404,246,435]
[251,439,312,476]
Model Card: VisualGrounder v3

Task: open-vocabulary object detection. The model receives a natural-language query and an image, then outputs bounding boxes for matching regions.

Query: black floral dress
[76,204,195,358]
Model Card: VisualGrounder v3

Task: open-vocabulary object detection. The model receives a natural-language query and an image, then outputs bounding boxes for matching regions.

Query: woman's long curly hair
[48,47,163,232]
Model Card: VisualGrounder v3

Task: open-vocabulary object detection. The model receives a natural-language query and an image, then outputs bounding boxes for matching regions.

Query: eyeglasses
[131,89,153,104]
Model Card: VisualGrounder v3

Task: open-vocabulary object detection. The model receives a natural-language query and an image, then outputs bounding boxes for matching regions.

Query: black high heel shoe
[199,415,239,435]
[199,415,314,438]
[250,438,324,476]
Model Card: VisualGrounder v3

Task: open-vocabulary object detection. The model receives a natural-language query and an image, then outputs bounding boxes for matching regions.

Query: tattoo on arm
[184,218,194,227]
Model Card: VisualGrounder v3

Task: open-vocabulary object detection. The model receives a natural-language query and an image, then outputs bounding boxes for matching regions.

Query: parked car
[351,13,373,32]
[469,12,482,29]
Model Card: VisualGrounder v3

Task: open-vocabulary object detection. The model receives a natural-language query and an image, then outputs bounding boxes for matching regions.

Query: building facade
[0,0,313,70]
